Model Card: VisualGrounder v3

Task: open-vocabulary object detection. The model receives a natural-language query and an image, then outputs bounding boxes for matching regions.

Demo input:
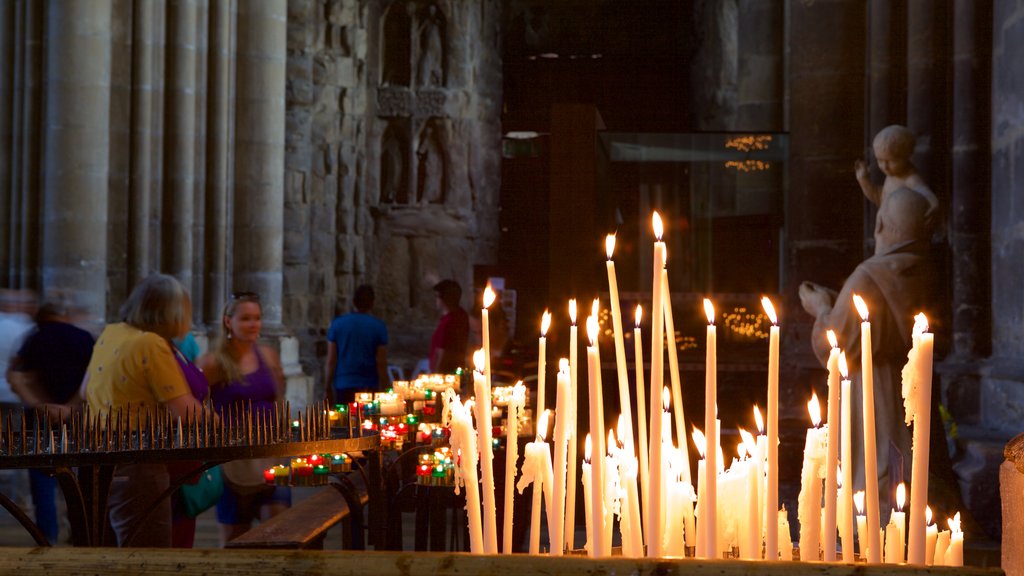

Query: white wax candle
[472,349,498,553]
[582,438,594,555]
[884,518,901,563]
[798,394,826,562]
[855,491,868,560]
[853,294,882,563]
[647,213,666,557]
[840,353,856,562]
[662,266,690,482]
[619,417,644,557]
[694,428,708,558]
[502,382,526,553]
[762,297,780,561]
[605,235,635,450]
[565,300,579,551]
[743,456,760,559]
[703,298,718,558]
[537,311,550,419]
[603,430,617,554]
[924,507,937,565]
[944,513,963,566]
[683,482,697,551]
[552,362,572,555]
[665,455,685,557]
[446,391,484,553]
[778,506,792,561]
[633,306,650,548]
[752,410,767,553]
[586,315,607,557]
[823,333,841,561]
[518,410,551,554]
[892,483,907,563]
[904,314,934,565]
[934,529,949,565]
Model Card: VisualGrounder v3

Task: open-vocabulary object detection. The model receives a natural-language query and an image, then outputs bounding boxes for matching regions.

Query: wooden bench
[226,472,369,550]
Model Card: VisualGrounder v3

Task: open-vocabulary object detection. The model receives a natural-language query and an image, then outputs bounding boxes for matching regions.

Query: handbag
[221,457,279,496]
[179,465,224,518]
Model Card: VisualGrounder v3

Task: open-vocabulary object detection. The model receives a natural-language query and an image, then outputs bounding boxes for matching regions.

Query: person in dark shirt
[324,285,389,404]
[429,279,469,374]
[8,299,95,544]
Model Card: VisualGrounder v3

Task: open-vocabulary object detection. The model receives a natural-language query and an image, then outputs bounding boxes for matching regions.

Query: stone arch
[381,1,412,87]
[415,3,446,88]
[380,123,409,204]
[416,120,447,204]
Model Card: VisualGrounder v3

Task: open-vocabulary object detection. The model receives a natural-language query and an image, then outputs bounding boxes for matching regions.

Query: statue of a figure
[855,125,940,252]
[416,5,444,87]
[380,133,405,204]
[416,125,443,204]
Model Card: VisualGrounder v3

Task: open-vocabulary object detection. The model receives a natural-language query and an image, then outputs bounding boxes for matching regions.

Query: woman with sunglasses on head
[198,291,290,545]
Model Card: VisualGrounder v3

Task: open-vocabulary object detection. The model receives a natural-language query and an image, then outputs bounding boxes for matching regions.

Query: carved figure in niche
[416,4,445,87]
[382,2,412,87]
[855,125,940,252]
[325,0,349,53]
[380,129,407,204]
[416,123,444,204]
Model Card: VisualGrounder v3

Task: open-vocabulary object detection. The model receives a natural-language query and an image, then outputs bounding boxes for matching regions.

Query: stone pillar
[906,0,949,201]
[736,0,784,131]
[0,0,12,284]
[233,0,285,325]
[203,0,232,324]
[42,0,112,320]
[164,0,197,290]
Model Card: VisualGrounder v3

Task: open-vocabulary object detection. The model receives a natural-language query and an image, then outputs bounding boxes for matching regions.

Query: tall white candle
[537,310,551,419]
[904,313,934,565]
[444,390,484,553]
[551,360,572,555]
[582,435,594,555]
[753,406,767,553]
[647,212,666,557]
[853,294,882,563]
[633,304,650,549]
[519,410,552,554]
[839,353,856,562]
[618,416,644,557]
[565,299,579,551]
[662,262,691,482]
[762,296,780,561]
[703,298,718,558]
[502,382,526,553]
[472,348,498,553]
[586,314,608,557]
[739,430,761,559]
[693,428,708,558]
[798,392,826,561]
[603,429,616,553]
[823,331,841,561]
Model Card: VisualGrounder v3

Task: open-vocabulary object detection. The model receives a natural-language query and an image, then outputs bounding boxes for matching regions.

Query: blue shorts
[216,483,291,525]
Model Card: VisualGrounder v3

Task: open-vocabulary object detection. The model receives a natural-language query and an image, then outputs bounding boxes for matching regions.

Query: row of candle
[262,453,352,487]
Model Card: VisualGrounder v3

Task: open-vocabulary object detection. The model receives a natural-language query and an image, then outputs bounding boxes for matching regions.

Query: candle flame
[807,391,822,427]
[635,304,643,327]
[584,433,592,462]
[692,427,707,458]
[541,310,551,336]
[926,505,933,526]
[652,212,664,240]
[853,293,869,321]
[839,351,849,379]
[605,234,616,260]
[753,405,764,434]
[662,387,672,412]
[704,298,715,325]
[558,358,569,374]
[896,482,906,511]
[854,491,865,514]
[913,313,929,337]
[569,299,577,324]
[761,296,777,325]
[739,428,757,456]
[473,348,485,373]
[483,284,496,309]
[827,329,838,349]
[538,410,550,442]
[586,314,599,345]
[948,512,961,535]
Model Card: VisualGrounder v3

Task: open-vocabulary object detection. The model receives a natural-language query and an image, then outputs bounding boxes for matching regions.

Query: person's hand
[854,159,869,182]
[799,281,833,318]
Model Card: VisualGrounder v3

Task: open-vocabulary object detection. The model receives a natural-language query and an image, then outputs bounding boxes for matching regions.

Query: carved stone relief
[415,4,445,88]
[380,123,409,204]
[416,120,446,204]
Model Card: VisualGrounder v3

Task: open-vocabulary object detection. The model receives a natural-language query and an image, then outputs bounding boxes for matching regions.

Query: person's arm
[164,391,207,420]
[324,341,338,404]
[855,159,882,206]
[8,369,48,407]
[375,345,388,390]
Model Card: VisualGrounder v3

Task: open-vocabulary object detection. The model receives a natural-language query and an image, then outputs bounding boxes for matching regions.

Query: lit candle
[855,491,869,561]
[661,250,690,483]
[617,416,644,557]
[551,360,572,555]
[502,381,526,553]
[586,313,608,557]
[565,299,580,552]
[753,406,767,553]
[633,304,650,546]
[762,296,780,561]
[444,390,484,553]
[778,506,792,560]
[647,212,666,558]
[934,526,950,565]
[884,516,901,564]
[823,331,841,561]
[538,310,551,419]
[944,512,963,567]
[603,428,617,552]
[582,435,594,555]
[798,391,826,561]
[693,427,708,558]
[891,482,907,563]
[664,445,686,557]
[739,429,761,559]
[925,506,938,565]
[839,352,856,562]
[703,298,718,558]
[853,294,882,563]
[518,410,554,554]
[473,349,498,553]
[904,313,934,565]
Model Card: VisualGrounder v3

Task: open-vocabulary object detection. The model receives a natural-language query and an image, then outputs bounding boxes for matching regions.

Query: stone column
[233,0,285,326]
[203,0,232,324]
[42,0,113,319]
[906,0,950,199]
[128,0,154,288]
[164,0,197,290]
[0,0,13,284]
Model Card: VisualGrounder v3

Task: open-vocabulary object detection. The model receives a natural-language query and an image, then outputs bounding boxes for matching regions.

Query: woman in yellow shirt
[84,273,206,547]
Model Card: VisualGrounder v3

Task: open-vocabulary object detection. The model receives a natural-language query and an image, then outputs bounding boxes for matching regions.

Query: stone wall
[285,0,503,388]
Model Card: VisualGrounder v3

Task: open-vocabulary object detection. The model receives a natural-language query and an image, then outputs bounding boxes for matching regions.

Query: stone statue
[855,125,940,252]
[380,131,405,204]
[416,124,444,204]
[800,187,934,521]
[416,5,444,87]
